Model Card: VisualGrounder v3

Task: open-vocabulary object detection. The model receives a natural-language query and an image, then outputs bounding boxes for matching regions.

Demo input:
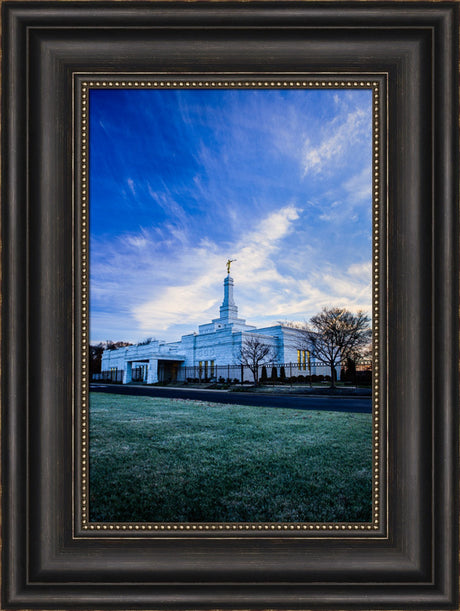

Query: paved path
[90,384,372,414]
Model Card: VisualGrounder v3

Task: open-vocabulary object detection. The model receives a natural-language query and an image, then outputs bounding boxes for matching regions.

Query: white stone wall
[101,347,129,371]
[100,326,313,378]
[192,328,241,366]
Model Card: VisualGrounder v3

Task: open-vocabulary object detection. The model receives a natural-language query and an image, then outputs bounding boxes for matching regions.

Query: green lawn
[89,393,372,523]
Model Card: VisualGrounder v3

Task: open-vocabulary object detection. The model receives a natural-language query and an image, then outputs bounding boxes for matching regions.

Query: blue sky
[89,88,373,344]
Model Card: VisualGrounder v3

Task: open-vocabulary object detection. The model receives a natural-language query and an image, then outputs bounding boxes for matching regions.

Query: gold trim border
[78,75,385,536]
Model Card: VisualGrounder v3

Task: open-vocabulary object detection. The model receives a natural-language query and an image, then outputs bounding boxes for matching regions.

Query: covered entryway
[124,360,149,384]
[158,360,182,383]
[122,355,185,384]
[132,362,149,382]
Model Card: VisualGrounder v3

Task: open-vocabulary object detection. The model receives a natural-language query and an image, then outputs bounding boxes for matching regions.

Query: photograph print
[87,83,376,525]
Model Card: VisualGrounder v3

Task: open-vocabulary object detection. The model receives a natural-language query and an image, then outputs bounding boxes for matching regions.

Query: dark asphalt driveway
[89,384,372,414]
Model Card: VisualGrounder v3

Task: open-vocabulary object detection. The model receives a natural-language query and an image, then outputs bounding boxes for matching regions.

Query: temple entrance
[158,360,181,383]
[131,361,149,383]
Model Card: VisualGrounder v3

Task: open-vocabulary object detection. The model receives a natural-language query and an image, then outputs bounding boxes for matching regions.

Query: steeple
[219,274,239,321]
[198,262,256,334]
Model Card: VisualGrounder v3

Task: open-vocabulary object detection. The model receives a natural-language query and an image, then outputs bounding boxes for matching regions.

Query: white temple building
[100,270,316,384]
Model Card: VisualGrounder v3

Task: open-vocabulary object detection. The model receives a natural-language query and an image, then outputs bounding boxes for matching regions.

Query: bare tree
[238,337,276,385]
[355,340,372,363]
[284,308,371,388]
[307,307,371,387]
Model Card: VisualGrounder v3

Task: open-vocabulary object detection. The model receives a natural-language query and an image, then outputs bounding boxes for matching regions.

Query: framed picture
[2,2,458,609]
[86,81,377,528]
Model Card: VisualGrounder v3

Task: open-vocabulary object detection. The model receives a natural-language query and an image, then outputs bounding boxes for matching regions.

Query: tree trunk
[330,363,336,388]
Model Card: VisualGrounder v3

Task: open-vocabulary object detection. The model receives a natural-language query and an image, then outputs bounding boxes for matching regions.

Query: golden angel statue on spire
[226,259,236,274]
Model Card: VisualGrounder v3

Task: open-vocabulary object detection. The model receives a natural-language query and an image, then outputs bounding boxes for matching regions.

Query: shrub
[280,366,286,381]
[271,367,278,380]
[261,366,268,382]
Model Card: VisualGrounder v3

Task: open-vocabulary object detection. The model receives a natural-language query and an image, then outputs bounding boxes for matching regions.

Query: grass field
[89,393,372,523]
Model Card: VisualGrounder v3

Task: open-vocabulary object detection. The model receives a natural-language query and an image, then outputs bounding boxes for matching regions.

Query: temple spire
[207,260,254,332]
[219,270,238,321]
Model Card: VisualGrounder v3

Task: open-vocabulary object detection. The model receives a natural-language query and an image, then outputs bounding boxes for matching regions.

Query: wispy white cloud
[90,201,373,343]
[343,166,372,203]
[312,161,373,228]
[127,177,136,196]
[302,108,371,176]
[347,261,372,277]
[129,205,301,334]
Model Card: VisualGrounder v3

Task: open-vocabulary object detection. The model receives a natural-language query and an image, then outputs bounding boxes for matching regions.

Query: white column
[147,359,158,384]
[123,362,132,384]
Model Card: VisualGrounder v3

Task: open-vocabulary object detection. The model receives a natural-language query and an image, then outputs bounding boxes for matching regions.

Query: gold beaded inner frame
[75,75,387,538]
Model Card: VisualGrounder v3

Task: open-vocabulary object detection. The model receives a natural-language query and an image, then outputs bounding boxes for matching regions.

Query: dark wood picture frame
[2,2,459,608]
